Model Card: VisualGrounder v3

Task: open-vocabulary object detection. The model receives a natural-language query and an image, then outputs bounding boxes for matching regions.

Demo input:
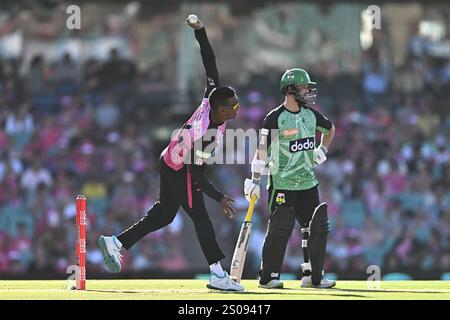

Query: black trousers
[268,184,320,228]
[117,157,225,265]
[259,184,321,282]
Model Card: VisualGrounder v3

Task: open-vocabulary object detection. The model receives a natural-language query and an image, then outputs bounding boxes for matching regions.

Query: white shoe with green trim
[301,275,336,288]
[207,272,244,292]
[98,235,122,273]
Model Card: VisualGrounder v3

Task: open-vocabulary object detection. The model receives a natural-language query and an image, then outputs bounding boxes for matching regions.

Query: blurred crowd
[0,2,449,278]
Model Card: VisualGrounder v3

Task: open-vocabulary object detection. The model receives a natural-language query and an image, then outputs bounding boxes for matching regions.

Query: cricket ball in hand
[187,14,198,24]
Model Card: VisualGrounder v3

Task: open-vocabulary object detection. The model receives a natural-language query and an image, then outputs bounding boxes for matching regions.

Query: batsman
[244,68,336,289]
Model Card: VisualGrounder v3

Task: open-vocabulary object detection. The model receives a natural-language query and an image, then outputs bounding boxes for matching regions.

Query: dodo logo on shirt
[289,137,315,153]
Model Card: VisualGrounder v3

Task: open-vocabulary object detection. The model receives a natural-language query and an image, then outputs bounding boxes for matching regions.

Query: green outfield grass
[0,280,449,300]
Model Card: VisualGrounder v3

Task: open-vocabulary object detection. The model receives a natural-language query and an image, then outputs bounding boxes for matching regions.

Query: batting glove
[244,178,260,202]
[313,145,328,167]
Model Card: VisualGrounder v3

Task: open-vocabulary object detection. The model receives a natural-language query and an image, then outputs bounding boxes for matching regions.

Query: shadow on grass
[331,288,447,294]
[87,288,366,298]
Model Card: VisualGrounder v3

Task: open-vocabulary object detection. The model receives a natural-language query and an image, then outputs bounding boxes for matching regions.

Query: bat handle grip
[244,195,257,222]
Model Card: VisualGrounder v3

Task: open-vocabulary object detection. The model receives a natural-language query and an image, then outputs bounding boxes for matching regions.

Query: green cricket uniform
[262,104,332,191]
[259,68,335,286]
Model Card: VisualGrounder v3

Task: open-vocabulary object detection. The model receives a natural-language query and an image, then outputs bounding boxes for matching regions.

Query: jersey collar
[283,104,302,114]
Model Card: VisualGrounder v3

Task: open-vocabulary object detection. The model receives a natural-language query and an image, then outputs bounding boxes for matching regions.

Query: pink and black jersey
[160,27,225,205]
[161,97,226,171]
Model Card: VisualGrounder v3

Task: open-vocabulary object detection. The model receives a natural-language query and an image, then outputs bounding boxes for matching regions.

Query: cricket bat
[230,195,257,283]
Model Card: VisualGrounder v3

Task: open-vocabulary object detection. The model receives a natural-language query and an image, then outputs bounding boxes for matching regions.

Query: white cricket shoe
[207,272,244,292]
[301,275,336,288]
[98,235,123,273]
[258,279,284,289]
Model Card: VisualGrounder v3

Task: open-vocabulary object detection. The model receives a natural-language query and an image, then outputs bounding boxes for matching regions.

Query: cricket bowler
[98,16,244,292]
[244,68,336,289]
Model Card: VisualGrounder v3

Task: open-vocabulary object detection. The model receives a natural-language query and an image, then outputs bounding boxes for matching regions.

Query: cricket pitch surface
[0,280,449,300]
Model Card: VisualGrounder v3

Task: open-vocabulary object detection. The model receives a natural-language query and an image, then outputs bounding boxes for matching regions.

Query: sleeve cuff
[211,191,224,203]
[317,126,330,134]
